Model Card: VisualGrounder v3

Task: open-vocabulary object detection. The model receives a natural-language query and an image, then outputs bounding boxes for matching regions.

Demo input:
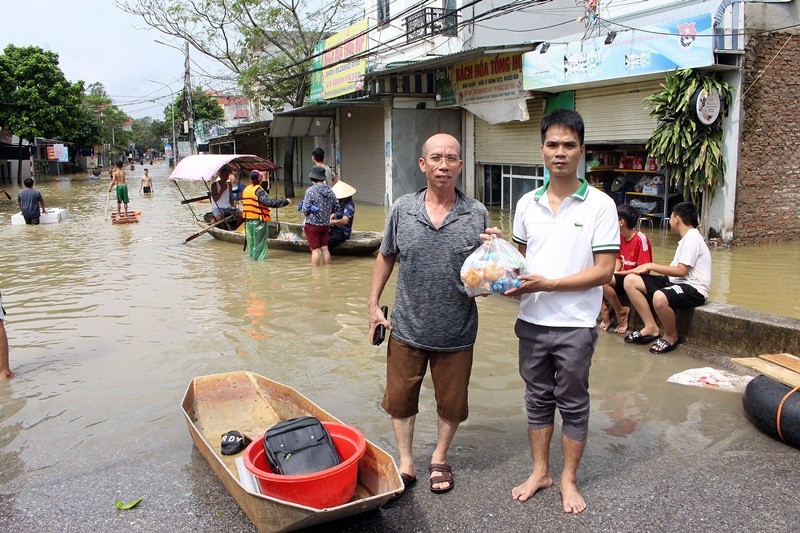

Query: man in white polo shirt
[504,109,619,514]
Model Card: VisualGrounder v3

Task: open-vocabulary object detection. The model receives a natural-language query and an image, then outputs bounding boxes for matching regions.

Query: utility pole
[184,41,196,155]
[149,80,177,166]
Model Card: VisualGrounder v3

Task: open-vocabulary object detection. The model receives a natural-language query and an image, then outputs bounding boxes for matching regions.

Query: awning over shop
[370,44,537,77]
[0,143,35,160]
[270,115,332,138]
[270,98,380,138]
[463,98,529,124]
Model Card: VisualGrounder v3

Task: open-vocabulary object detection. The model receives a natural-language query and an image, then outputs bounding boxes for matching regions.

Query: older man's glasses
[425,155,462,165]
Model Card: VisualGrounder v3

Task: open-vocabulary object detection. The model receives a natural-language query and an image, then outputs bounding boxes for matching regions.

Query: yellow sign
[320,19,369,100]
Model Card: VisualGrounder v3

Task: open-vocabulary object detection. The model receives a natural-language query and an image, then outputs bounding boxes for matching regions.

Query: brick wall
[737,33,800,244]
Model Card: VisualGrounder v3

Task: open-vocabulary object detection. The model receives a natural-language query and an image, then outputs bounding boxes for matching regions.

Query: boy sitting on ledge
[622,202,712,354]
[599,204,653,334]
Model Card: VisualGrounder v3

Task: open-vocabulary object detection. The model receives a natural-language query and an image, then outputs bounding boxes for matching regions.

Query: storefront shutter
[339,106,386,205]
[576,80,661,144]
[475,99,543,165]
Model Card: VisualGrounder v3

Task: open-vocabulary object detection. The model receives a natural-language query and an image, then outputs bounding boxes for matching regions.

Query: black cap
[309,166,327,182]
[220,430,251,455]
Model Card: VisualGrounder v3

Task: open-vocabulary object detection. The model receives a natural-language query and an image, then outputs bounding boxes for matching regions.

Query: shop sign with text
[523,13,714,90]
[437,53,525,108]
[309,19,369,102]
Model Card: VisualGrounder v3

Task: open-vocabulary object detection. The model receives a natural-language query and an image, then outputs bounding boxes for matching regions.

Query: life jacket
[241,184,271,221]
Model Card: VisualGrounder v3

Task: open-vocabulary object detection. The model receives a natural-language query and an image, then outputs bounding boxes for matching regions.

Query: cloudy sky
[3,1,230,119]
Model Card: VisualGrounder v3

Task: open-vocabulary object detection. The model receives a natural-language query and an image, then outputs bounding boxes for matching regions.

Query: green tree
[130,117,170,154]
[185,87,224,125]
[164,87,223,147]
[119,0,359,196]
[0,44,84,183]
[645,69,734,233]
[62,99,102,169]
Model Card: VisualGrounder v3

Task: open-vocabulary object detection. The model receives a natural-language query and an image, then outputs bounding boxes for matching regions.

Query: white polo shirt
[512,179,619,327]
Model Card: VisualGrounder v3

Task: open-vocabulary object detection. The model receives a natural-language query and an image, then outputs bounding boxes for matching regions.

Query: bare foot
[561,478,586,514]
[512,471,553,502]
[598,304,611,331]
[1,369,13,379]
[614,306,630,334]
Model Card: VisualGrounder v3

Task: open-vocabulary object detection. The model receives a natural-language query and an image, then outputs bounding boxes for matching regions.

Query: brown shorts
[304,223,330,250]
[381,336,473,422]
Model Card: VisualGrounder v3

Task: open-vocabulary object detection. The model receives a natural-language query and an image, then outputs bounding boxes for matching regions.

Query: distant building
[207,90,254,127]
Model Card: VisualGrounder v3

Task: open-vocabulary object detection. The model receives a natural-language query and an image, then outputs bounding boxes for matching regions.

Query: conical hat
[331,180,356,199]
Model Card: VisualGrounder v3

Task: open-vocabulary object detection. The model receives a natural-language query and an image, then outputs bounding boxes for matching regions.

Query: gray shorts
[211,207,236,218]
[515,319,598,441]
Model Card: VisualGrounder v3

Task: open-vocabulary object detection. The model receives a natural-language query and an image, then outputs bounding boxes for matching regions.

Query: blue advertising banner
[523,13,714,90]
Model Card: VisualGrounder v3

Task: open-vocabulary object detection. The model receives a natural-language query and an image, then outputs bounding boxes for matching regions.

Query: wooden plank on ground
[731,357,800,388]
[758,353,800,374]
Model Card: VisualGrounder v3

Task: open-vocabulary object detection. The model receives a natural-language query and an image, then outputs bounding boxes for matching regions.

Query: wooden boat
[197,220,383,256]
[172,155,382,255]
[11,207,69,225]
[181,371,403,532]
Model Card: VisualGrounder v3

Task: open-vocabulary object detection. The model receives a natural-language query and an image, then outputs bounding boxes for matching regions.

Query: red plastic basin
[243,422,366,509]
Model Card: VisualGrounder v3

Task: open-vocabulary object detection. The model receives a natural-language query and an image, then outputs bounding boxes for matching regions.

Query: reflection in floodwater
[0,167,798,528]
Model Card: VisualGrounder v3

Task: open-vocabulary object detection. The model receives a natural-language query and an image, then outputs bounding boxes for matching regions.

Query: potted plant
[645,69,734,234]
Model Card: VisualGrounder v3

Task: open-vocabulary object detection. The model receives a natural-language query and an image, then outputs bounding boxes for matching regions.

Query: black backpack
[263,416,342,475]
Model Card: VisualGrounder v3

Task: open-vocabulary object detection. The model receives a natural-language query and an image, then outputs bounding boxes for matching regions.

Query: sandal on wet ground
[387,472,417,504]
[429,463,454,494]
[650,337,680,354]
[624,330,659,345]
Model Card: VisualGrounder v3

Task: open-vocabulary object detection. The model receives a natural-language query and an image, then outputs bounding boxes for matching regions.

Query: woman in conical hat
[328,180,357,251]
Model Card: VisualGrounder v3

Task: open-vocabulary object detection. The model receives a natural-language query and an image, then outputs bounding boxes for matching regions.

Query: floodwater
[0,164,798,530]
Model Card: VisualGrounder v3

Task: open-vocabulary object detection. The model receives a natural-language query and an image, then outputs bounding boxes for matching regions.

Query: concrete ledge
[679,302,800,358]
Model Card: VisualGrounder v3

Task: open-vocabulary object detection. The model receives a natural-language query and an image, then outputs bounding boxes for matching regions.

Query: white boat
[10,207,69,225]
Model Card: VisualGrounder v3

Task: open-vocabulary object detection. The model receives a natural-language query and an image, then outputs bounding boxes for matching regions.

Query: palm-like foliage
[645,69,734,206]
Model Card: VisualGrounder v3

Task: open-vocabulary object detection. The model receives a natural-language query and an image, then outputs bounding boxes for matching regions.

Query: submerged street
[1,164,799,532]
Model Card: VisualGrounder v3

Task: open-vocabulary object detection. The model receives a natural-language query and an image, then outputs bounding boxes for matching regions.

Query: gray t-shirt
[381,188,490,351]
[18,188,43,217]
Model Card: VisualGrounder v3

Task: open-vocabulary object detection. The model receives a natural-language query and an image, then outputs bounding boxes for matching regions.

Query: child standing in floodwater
[108,161,129,215]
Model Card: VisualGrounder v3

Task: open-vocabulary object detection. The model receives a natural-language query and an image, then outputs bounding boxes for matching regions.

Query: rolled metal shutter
[339,106,385,205]
[576,80,661,144]
[475,99,544,165]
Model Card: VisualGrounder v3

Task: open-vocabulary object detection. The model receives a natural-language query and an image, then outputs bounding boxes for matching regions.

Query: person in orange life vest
[242,170,292,261]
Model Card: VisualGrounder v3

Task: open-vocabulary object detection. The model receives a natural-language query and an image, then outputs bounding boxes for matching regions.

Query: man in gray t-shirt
[368,133,490,497]
[17,178,46,225]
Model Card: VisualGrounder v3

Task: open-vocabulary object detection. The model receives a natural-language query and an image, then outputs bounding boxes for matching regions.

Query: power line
[264,0,552,86]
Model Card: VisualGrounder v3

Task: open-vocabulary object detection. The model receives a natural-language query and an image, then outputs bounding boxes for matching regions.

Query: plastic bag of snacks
[460,236,527,296]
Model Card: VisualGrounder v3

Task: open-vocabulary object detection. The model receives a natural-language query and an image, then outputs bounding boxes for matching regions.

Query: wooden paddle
[103,190,111,221]
[0,188,11,200]
[180,194,210,205]
[184,215,236,244]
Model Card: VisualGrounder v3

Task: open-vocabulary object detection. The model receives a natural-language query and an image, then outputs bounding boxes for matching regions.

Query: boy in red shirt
[599,204,652,333]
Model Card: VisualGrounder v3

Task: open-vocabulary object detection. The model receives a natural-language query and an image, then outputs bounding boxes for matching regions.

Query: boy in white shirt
[623,202,712,354]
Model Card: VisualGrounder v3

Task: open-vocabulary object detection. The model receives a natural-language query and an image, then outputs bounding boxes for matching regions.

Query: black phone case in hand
[372,306,388,346]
